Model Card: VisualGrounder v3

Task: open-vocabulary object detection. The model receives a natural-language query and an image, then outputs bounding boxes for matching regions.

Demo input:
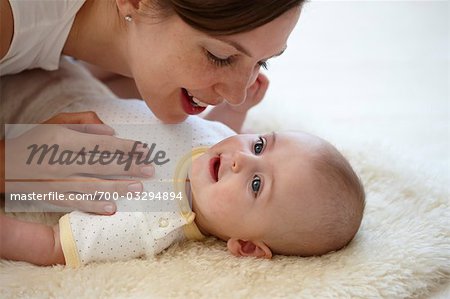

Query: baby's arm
[0,213,65,266]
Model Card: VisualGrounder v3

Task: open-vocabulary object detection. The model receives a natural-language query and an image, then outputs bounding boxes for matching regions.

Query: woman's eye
[251,175,261,195]
[253,137,266,155]
[205,51,233,67]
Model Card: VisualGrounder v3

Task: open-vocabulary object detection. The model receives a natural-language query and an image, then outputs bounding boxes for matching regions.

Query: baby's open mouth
[209,156,220,182]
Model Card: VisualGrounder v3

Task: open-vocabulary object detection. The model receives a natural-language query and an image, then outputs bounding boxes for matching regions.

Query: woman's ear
[227,238,272,259]
[116,0,140,16]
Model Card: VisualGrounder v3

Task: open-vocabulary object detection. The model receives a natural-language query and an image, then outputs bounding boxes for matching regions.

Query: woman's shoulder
[0,0,13,61]
[0,0,86,75]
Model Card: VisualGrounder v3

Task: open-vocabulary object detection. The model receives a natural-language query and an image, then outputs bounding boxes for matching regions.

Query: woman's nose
[215,67,259,106]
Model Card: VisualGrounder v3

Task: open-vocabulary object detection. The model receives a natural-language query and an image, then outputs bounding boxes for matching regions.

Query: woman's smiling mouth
[180,88,208,115]
[209,156,221,182]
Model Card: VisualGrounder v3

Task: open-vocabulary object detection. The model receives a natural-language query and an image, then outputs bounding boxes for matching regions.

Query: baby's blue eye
[251,175,261,195]
[253,137,265,155]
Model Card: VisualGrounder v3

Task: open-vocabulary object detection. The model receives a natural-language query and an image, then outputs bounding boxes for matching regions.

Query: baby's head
[190,131,365,258]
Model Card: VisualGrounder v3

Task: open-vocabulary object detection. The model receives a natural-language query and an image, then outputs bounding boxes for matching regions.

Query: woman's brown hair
[139,0,305,35]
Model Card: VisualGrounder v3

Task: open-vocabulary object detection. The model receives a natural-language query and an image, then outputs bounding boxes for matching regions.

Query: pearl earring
[124,15,132,22]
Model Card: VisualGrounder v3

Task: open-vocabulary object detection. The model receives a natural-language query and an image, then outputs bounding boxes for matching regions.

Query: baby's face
[190,132,323,243]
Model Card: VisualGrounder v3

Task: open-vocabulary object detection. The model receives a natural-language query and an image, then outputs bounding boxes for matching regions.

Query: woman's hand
[204,73,269,132]
[3,111,154,215]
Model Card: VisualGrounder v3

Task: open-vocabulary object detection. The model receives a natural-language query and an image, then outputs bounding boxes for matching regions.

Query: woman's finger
[5,178,145,215]
[6,125,155,179]
[42,111,115,135]
[43,111,103,124]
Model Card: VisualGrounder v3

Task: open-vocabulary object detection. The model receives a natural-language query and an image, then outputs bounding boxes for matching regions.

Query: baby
[190,130,365,258]
[0,60,365,266]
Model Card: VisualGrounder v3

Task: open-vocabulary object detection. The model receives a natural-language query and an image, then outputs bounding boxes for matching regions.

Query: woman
[0,0,304,213]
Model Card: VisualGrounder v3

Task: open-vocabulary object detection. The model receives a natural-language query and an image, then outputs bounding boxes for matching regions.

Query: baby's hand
[203,73,269,132]
[226,72,269,113]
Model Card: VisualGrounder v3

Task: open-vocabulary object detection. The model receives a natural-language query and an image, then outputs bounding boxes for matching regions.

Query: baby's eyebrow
[270,131,277,151]
[262,132,277,203]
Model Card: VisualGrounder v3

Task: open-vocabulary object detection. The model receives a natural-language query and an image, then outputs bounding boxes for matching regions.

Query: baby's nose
[231,151,252,173]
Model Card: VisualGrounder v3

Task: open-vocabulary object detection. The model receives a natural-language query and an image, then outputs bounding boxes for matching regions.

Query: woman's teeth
[192,97,208,107]
[187,91,209,107]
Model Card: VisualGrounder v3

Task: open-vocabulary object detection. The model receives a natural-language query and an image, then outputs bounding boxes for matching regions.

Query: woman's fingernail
[103,204,115,213]
[141,166,154,176]
[128,182,142,192]
[98,124,115,135]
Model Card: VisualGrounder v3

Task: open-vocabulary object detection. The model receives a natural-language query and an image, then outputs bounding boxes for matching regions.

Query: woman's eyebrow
[215,38,287,59]
[266,48,286,60]
[221,39,253,57]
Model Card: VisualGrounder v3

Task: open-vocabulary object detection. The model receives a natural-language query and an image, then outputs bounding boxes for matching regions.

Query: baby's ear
[227,238,272,259]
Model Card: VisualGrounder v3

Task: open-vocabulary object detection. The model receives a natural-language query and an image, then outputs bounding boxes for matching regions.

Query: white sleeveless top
[0,0,85,75]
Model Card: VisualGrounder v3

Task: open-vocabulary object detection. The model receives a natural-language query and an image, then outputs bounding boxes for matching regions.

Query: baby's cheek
[204,191,228,218]
[215,194,240,218]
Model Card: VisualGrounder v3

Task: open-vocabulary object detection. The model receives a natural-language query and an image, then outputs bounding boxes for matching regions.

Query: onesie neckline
[173,147,208,241]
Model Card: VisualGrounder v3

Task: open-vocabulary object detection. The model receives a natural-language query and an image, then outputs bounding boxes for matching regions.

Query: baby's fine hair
[269,139,365,257]
[310,142,366,254]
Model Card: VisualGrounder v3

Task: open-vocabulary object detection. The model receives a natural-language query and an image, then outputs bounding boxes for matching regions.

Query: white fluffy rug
[1,2,449,298]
